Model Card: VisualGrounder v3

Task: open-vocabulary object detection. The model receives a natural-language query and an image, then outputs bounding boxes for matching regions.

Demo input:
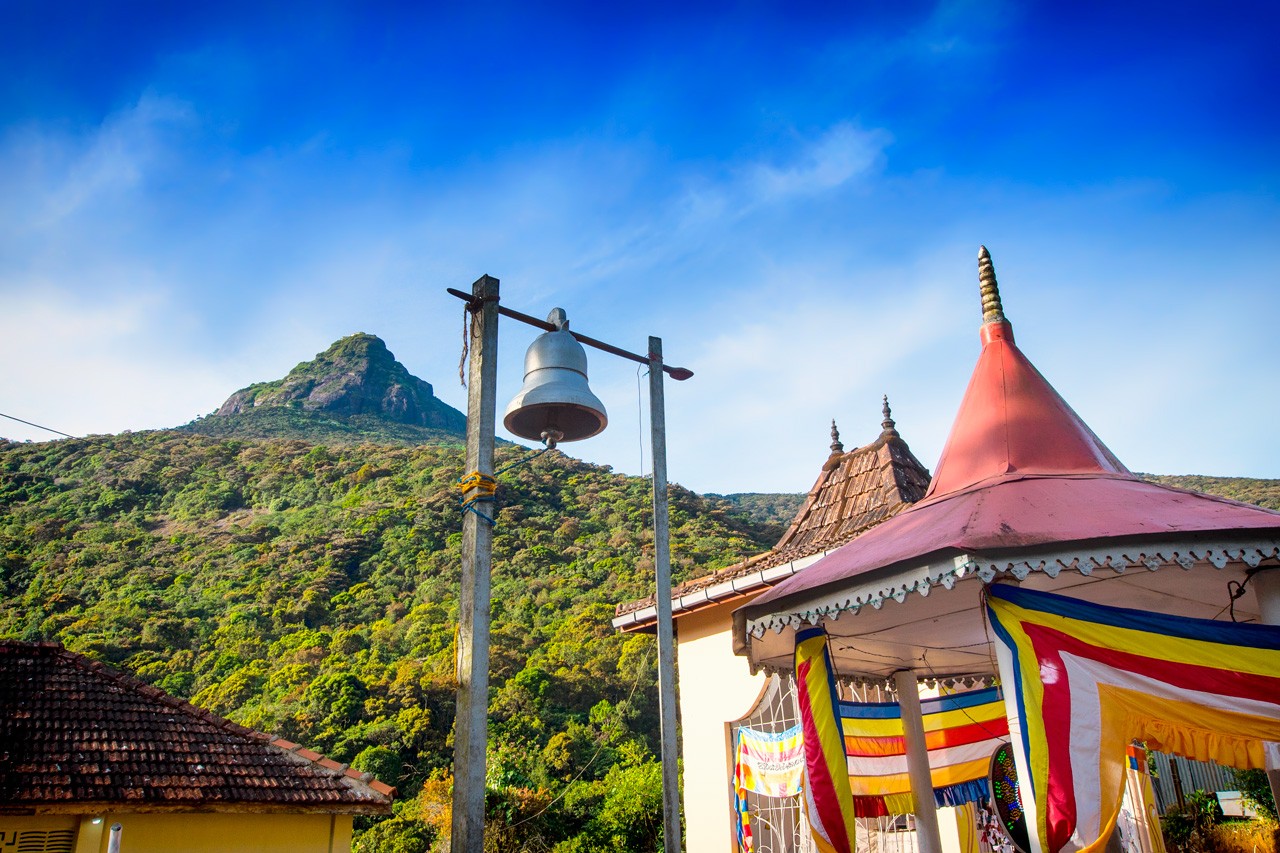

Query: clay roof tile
[0,643,393,814]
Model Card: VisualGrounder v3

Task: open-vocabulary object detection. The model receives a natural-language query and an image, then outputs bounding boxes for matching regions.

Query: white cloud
[3,93,198,233]
[747,123,891,202]
[0,288,237,441]
[2,90,1277,495]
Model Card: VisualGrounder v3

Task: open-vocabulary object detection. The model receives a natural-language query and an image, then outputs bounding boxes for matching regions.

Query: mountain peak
[212,333,465,433]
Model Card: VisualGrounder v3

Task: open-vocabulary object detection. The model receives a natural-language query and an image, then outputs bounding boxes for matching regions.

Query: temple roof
[739,248,1280,673]
[613,402,930,630]
[924,247,1128,497]
[0,642,395,813]
[771,400,930,560]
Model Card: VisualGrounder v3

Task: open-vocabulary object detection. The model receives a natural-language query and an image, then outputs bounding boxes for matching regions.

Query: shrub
[1230,768,1277,820]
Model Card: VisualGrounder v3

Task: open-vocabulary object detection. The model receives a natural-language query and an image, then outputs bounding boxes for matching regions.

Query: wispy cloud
[0,287,233,440]
[746,123,891,202]
[4,94,199,233]
[2,41,1277,492]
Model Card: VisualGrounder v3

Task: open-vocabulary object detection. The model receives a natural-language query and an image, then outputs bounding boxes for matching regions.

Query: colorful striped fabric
[795,627,859,853]
[735,724,805,797]
[987,583,1280,853]
[734,777,753,853]
[840,684,1009,815]
[734,725,805,853]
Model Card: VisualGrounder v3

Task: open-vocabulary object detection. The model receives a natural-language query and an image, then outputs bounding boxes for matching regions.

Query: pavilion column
[1251,567,1280,809]
[894,670,943,853]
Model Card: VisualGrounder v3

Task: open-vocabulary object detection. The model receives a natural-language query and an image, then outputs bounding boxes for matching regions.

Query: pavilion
[736,247,1280,853]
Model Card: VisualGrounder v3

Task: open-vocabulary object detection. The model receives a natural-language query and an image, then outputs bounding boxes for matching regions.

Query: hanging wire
[1224,571,1256,622]
[456,443,557,529]
[458,301,473,387]
[0,412,76,439]
[636,363,647,477]
[0,412,247,488]
[495,444,553,476]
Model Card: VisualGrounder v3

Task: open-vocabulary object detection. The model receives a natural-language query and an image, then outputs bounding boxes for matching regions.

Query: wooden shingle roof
[768,402,930,567]
[0,642,394,814]
[613,401,930,627]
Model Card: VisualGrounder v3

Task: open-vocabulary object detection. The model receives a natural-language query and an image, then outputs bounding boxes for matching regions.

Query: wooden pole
[451,274,499,852]
[649,337,683,853]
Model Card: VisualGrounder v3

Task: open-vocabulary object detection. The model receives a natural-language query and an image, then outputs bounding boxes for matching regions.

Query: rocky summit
[211,333,466,433]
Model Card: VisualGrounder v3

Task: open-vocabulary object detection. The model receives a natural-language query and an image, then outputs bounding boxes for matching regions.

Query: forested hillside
[0,431,774,851]
[1140,474,1280,511]
[4,398,1277,852]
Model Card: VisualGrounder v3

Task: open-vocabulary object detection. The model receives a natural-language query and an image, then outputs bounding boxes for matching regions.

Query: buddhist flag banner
[986,583,1280,853]
[733,775,753,853]
[840,684,1008,816]
[1120,744,1166,853]
[733,725,805,853]
[795,626,858,853]
[735,725,805,797]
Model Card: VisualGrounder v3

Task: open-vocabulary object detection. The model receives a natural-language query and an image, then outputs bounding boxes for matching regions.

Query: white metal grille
[730,672,809,853]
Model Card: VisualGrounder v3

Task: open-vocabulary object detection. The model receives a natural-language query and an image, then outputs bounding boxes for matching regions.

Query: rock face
[215,333,466,432]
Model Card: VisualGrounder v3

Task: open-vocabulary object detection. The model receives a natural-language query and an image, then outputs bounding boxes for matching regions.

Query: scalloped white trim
[744,538,1280,638]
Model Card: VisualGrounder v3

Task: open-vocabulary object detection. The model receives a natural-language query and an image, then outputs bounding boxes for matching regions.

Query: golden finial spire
[830,419,844,454]
[978,245,1005,324]
[881,395,900,439]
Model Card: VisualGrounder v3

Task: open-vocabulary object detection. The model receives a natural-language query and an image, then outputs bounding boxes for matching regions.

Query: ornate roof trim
[743,536,1280,638]
[614,413,930,629]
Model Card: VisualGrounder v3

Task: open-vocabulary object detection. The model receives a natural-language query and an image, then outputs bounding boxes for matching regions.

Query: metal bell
[503,308,607,446]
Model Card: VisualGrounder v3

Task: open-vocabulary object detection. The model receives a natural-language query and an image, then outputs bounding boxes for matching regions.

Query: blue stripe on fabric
[795,625,827,644]
[838,685,1003,720]
[985,590,1037,804]
[838,701,902,720]
[738,724,803,743]
[797,626,846,732]
[920,685,1004,714]
[987,580,1280,649]
[933,778,993,808]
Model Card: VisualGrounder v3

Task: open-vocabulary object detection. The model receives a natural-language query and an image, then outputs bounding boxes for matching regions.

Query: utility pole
[649,337,682,853]
[452,274,499,852]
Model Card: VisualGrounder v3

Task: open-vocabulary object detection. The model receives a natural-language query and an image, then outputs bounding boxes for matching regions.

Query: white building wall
[675,601,769,853]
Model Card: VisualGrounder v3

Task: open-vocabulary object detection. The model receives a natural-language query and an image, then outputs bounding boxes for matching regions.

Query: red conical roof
[740,247,1280,636]
[924,299,1129,498]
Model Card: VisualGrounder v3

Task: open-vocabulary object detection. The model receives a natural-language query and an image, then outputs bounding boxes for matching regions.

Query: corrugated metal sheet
[1147,751,1238,814]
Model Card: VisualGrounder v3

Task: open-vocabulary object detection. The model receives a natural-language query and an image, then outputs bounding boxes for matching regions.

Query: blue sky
[2,1,1277,493]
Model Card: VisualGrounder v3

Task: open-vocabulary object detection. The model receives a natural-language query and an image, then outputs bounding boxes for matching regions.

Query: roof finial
[881,395,900,439]
[978,245,1005,324]
[830,419,844,454]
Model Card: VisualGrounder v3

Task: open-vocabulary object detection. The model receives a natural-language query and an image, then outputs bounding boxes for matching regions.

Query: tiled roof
[614,404,930,622]
[767,413,930,566]
[0,642,394,813]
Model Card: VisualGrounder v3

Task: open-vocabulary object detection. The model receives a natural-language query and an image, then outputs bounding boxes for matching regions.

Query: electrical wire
[636,364,647,477]
[0,411,77,439]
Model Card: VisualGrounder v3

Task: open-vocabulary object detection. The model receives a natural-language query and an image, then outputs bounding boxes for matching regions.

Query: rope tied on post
[456,445,555,528]
[457,471,497,526]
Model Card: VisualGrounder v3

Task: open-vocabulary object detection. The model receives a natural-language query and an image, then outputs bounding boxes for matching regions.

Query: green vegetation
[0,430,772,850]
[3,397,1277,851]
[182,407,469,446]
[189,332,467,441]
[1140,474,1280,511]
[1230,768,1277,820]
[706,492,807,541]
[1160,787,1278,853]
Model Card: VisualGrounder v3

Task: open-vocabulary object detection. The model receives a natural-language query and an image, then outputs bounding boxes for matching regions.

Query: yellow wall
[675,600,768,853]
[0,812,355,853]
